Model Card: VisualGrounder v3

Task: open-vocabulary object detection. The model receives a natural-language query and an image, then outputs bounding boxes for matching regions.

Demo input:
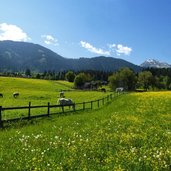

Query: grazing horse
[13,92,19,98]
[0,93,3,98]
[115,87,124,94]
[59,91,64,98]
[58,98,74,109]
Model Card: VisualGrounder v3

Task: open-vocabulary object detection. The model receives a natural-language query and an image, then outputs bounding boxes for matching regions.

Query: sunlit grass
[0,90,170,170]
[0,76,112,120]
[0,77,111,107]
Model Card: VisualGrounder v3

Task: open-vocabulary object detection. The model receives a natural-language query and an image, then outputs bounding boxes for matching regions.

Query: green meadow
[0,77,110,107]
[0,77,111,120]
[0,77,171,170]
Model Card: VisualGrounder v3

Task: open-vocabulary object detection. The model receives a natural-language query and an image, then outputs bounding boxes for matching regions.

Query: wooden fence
[0,93,122,128]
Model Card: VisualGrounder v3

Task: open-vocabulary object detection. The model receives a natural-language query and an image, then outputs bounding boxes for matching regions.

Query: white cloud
[0,23,30,41]
[41,35,58,46]
[109,43,132,56]
[80,41,132,57]
[80,41,110,56]
[116,44,132,55]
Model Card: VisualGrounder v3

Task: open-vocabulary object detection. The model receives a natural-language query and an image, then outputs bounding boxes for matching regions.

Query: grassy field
[0,77,111,106]
[0,77,111,120]
[0,77,171,170]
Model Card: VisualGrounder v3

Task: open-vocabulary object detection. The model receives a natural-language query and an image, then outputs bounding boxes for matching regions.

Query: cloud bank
[80,41,110,56]
[41,35,58,46]
[109,43,132,56]
[0,23,30,41]
[80,41,132,57]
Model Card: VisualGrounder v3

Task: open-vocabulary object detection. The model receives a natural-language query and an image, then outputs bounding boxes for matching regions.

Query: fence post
[97,100,99,108]
[107,95,109,101]
[102,98,104,105]
[47,102,50,117]
[62,105,64,113]
[28,102,31,120]
[0,106,3,128]
[91,101,93,109]
[73,103,75,111]
[110,94,112,99]
[83,102,85,110]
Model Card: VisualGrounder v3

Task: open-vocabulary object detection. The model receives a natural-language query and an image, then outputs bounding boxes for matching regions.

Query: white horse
[59,91,64,98]
[58,98,74,109]
[115,87,124,94]
[13,92,19,98]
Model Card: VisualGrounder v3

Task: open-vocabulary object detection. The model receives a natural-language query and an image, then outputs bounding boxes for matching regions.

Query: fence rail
[0,93,123,128]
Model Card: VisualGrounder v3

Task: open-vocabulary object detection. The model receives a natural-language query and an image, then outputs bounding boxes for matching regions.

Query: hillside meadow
[0,77,170,170]
[0,77,111,106]
[0,77,112,120]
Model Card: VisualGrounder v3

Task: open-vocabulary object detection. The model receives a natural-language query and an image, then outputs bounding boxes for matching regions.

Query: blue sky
[1,0,171,65]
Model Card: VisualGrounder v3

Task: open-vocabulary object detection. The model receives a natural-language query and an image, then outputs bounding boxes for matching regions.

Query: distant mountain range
[0,40,141,72]
[140,59,171,68]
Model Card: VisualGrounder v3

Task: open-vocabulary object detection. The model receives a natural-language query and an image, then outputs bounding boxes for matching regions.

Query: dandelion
[156,155,160,158]
[16,131,21,134]
[34,134,41,139]
[54,136,58,139]
[130,146,136,153]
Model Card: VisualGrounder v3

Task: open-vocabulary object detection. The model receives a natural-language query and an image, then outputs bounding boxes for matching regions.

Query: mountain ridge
[0,40,141,72]
[140,59,171,68]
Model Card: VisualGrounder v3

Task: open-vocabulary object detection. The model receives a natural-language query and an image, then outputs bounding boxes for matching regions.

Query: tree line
[0,67,171,90]
[0,69,111,82]
[108,68,171,91]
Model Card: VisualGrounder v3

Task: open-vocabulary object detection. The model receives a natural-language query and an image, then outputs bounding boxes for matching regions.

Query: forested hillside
[0,40,141,72]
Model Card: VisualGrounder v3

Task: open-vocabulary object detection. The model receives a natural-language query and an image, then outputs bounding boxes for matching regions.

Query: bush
[65,71,75,82]
[74,73,87,88]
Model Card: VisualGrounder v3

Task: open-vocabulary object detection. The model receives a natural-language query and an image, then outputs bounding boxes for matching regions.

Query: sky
[1,0,171,65]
